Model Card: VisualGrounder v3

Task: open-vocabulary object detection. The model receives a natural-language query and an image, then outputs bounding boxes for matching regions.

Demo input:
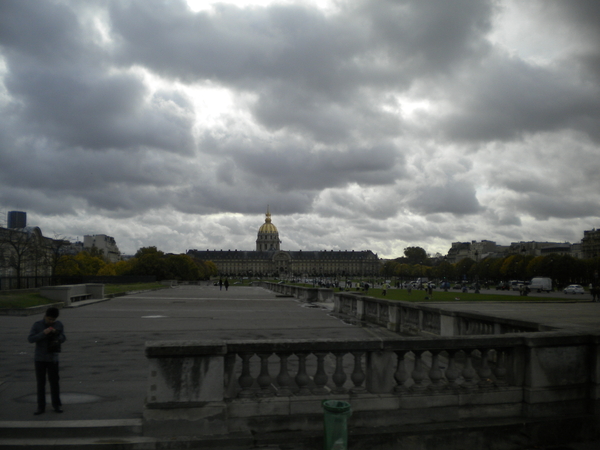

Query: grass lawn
[0,282,167,309]
[348,288,562,303]
[104,282,166,295]
[0,292,56,309]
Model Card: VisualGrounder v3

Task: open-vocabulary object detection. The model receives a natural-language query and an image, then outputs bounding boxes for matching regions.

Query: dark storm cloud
[514,194,599,221]
[408,180,483,215]
[0,1,196,154]
[1,0,599,255]
[437,54,600,143]
[229,142,403,191]
[107,0,496,142]
[6,65,195,152]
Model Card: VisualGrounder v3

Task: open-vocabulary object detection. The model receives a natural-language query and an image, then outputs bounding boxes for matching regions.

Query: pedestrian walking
[27,307,66,415]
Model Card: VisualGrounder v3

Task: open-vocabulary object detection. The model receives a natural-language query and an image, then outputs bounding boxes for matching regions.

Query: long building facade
[187,210,380,278]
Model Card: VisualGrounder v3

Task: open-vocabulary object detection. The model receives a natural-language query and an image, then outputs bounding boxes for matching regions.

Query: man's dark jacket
[28,319,66,362]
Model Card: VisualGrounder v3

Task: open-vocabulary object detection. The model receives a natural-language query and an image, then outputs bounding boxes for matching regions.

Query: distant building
[446,242,471,264]
[582,229,600,259]
[7,211,27,229]
[0,225,66,288]
[508,241,572,257]
[188,209,380,278]
[83,234,121,263]
[445,239,581,263]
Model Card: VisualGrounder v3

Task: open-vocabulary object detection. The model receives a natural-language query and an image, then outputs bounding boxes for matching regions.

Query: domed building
[187,209,380,278]
[256,207,280,251]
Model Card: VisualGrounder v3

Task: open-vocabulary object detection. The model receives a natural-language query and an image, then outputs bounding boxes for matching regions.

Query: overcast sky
[1,0,599,258]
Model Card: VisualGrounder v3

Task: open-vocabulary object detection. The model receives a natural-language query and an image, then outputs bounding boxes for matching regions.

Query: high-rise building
[582,229,600,259]
[7,211,27,229]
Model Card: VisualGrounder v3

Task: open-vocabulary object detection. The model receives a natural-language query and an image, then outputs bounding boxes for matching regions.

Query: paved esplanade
[0,285,394,422]
[1,285,599,423]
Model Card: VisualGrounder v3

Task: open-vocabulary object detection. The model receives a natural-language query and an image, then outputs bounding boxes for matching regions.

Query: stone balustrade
[141,284,600,447]
[257,281,334,303]
[143,331,600,443]
[334,292,541,335]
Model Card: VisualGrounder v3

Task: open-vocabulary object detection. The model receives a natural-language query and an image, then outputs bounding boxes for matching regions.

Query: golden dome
[258,208,278,234]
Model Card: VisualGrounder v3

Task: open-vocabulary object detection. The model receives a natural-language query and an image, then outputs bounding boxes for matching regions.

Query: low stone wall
[258,281,334,303]
[39,284,104,307]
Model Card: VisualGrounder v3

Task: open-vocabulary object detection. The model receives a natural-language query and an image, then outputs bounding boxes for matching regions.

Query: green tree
[455,258,475,281]
[55,251,106,276]
[381,260,399,277]
[436,260,456,281]
[167,254,200,281]
[129,247,170,279]
[403,247,428,265]
[526,256,545,278]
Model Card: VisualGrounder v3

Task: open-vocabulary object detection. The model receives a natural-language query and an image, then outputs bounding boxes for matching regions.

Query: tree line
[381,247,600,288]
[55,246,218,281]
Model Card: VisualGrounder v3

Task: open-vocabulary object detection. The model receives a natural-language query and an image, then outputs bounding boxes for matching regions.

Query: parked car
[563,284,585,294]
[510,280,526,291]
[496,282,509,291]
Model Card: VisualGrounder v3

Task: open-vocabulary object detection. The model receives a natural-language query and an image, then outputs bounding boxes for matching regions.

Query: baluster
[428,350,444,392]
[493,349,508,387]
[312,352,329,395]
[444,350,461,392]
[477,349,494,388]
[461,349,478,390]
[295,352,312,395]
[393,350,410,394]
[276,352,294,396]
[256,353,274,397]
[238,352,255,398]
[331,352,347,394]
[350,351,366,393]
[411,350,427,392]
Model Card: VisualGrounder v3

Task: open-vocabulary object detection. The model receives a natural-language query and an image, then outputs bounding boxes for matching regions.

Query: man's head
[44,307,60,325]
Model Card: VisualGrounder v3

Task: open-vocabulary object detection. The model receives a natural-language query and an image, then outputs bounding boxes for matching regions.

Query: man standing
[28,307,66,415]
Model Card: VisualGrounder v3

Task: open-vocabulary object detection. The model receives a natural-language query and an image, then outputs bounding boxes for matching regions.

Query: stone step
[0,422,258,450]
[0,436,156,450]
[0,436,262,450]
[0,419,142,439]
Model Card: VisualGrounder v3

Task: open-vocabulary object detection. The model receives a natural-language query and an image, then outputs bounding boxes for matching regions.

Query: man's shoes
[34,409,45,415]
[53,407,63,413]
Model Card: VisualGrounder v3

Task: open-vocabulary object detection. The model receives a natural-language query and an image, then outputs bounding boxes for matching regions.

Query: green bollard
[322,400,352,450]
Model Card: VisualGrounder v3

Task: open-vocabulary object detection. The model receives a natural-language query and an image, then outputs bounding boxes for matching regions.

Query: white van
[529,277,552,293]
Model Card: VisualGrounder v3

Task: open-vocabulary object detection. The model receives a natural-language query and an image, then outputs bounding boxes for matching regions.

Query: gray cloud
[1,0,599,256]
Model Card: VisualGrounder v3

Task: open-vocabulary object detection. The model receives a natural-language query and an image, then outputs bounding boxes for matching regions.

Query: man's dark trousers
[35,361,61,410]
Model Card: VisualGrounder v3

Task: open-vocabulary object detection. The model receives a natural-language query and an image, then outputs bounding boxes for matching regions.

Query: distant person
[592,285,599,302]
[219,278,223,290]
[224,278,229,291]
[28,307,66,415]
